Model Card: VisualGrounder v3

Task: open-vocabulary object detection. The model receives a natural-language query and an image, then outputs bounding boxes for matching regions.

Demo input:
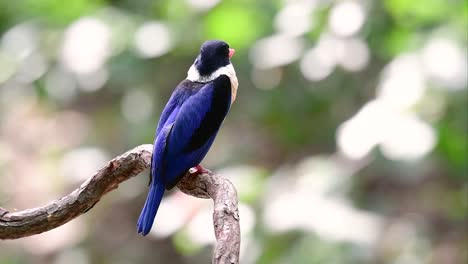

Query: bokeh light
[380,114,436,161]
[134,21,173,58]
[44,66,78,102]
[422,37,468,90]
[60,147,110,182]
[121,88,154,123]
[186,0,220,11]
[329,1,366,37]
[60,17,111,74]
[377,53,426,109]
[275,1,315,37]
[250,34,304,69]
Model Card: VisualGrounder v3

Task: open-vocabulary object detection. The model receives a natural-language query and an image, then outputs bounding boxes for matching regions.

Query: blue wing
[164,75,232,187]
[155,86,184,137]
[148,80,200,184]
[137,75,232,235]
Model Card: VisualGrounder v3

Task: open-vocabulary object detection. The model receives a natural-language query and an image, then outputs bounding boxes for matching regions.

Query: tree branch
[0,144,240,264]
[177,171,240,264]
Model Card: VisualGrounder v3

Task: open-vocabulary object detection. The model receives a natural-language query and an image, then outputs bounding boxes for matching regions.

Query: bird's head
[187,40,236,82]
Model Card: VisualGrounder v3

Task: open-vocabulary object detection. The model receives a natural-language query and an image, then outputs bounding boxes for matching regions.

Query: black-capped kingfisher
[137,40,238,235]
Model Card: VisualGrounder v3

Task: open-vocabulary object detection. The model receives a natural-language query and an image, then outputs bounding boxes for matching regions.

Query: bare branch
[177,171,240,264]
[0,144,153,239]
[0,144,240,264]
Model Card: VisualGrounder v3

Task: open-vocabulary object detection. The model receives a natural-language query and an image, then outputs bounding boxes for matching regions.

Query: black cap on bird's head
[194,40,235,77]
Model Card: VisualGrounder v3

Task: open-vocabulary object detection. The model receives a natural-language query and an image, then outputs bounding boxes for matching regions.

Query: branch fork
[0,144,240,264]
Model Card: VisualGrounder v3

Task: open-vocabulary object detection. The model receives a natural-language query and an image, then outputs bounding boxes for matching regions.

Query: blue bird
[137,40,238,236]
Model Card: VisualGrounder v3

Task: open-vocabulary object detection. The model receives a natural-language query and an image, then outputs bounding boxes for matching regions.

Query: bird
[137,40,238,236]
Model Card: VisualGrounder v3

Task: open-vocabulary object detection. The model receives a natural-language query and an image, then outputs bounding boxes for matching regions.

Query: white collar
[186,63,239,103]
[187,63,235,83]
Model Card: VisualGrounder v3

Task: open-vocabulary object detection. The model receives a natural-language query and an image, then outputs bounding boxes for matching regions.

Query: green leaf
[385,0,452,27]
[22,0,103,24]
[437,121,468,177]
[204,3,267,49]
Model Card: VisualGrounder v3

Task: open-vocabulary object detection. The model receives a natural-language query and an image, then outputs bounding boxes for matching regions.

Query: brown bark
[0,144,240,264]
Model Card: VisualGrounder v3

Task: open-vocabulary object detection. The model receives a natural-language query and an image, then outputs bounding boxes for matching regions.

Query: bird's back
[162,75,232,188]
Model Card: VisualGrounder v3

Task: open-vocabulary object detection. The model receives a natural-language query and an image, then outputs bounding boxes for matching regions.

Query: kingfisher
[137,40,238,236]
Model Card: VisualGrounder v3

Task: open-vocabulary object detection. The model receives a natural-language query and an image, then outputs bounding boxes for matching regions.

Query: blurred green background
[0,0,466,263]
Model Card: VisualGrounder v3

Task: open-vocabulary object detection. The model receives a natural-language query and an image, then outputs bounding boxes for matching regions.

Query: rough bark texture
[177,171,240,264]
[0,144,240,264]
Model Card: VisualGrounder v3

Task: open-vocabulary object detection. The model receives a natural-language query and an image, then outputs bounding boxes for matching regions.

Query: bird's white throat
[186,63,238,103]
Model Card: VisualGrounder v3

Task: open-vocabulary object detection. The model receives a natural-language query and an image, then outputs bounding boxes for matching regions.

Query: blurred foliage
[0,0,467,264]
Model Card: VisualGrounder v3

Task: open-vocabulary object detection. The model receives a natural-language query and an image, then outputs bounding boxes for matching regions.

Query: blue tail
[137,182,165,235]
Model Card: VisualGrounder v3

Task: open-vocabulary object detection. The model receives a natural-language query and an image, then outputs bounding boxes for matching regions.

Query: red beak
[228,48,235,59]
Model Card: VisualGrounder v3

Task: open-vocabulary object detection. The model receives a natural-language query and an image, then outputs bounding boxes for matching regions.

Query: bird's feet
[188,165,208,175]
